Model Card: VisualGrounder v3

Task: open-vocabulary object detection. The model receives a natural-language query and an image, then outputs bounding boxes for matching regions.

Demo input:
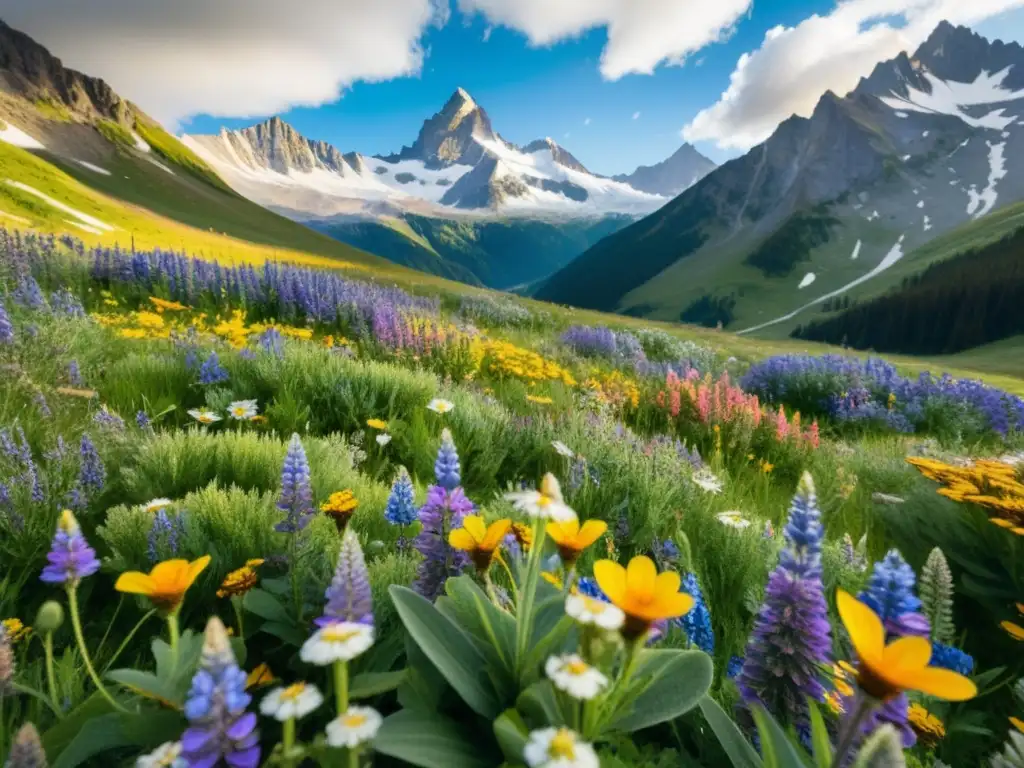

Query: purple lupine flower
[146,509,184,563]
[561,325,644,363]
[77,434,105,493]
[434,429,460,491]
[49,288,85,318]
[257,327,284,357]
[384,466,417,527]
[412,485,475,600]
[0,297,14,345]
[40,510,101,586]
[726,656,744,679]
[24,459,44,503]
[859,550,929,638]
[317,527,373,627]
[737,473,832,730]
[930,642,974,676]
[274,434,313,533]
[14,276,46,311]
[93,407,125,431]
[67,360,83,387]
[198,351,229,385]
[675,572,714,655]
[33,391,51,418]
[182,617,260,768]
[136,411,152,431]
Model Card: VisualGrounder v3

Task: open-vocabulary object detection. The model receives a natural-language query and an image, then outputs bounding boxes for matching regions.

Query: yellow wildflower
[526,394,554,405]
[217,559,264,599]
[321,490,359,532]
[2,618,31,644]
[116,557,211,615]
[366,419,388,430]
[246,662,277,690]
[149,297,189,312]
[908,702,945,746]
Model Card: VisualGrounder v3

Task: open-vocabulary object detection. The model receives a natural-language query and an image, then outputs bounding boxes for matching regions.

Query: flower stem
[44,631,61,716]
[282,717,297,768]
[67,586,131,714]
[93,594,125,661]
[167,612,181,673]
[290,536,303,623]
[495,553,519,609]
[515,519,546,678]
[833,695,877,765]
[347,746,360,768]
[232,596,245,638]
[101,609,156,673]
[334,660,349,716]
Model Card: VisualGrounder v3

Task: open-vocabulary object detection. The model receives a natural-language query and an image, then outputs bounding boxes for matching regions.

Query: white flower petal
[325,706,383,748]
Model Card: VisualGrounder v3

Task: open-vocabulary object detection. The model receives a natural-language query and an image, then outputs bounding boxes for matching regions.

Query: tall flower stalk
[318,529,373,628]
[736,473,831,730]
[919,547,954,645]
[275,434,314,621]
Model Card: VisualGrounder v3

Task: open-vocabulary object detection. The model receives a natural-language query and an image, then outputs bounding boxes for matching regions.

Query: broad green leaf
[517,680,564,727]
[806,700,832,768]
[523,615,576,682]
[243,588,291,623]
[752,706,810,768]
[42,693,115,758]
[442,575,516,674]
[106,669,180,707]
[390,585,502,718]
[350,670,406,699]
[529,594,567,648]
[697,696,762,768]
[260,576,292,597]
[374,710,495,768]
[397,634,447,711]
[51,710,182,768]
[610,649,713,733]
[493,709,530,763]
[260,621,308,647]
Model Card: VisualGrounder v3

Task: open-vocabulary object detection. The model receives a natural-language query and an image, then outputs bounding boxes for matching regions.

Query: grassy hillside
[318,212,634,290]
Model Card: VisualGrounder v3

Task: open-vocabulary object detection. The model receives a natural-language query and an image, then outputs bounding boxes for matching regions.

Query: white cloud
[632,111,641,120]
[584,117,592,125]
[0,0,448,126]
[456,0,752,79]
[684,0,1024,150]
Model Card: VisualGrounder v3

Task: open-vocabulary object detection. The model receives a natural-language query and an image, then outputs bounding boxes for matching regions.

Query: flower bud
[35,601,64,633]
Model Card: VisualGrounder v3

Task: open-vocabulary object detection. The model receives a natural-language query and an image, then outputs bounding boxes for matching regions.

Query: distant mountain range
[537,22,1024,347]
[182,89,715,217]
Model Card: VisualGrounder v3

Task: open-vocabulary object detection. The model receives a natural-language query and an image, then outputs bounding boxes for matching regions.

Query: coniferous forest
[792,227,1024,354]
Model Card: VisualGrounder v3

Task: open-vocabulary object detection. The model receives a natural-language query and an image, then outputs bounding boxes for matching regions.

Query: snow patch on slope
[880,68,1024,131]
[132,132,151,153]
[966,141,1006,219]
[850,240,862,260]
[75,160,111,176]
[798,273,816,289]
[0,123,45,150]
[5,181,114,232]
[738,236,906,335]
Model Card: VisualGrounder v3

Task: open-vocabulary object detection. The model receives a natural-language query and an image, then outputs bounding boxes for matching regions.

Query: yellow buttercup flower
[321,490,359,532]
[526,394,554,405]
[115,556,212,614]
[1010,716,1024,734]
[149,297,189,312]
[366,419,388,430]
[217,559,264,599]
[2,618,31,644]
[836,589,977,702]
[546,519,608,566]
[511,522,533,552]
[593,556,694,639]
[449,516,512,571]
[246,662,278,690]
[908,702,945,746]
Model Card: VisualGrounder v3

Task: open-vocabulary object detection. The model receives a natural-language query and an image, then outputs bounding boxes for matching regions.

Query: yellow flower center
[280,683,307,701]
[537,495,552,508]
[342,713,368,727]
[582,597,606,613]
[548,729,577,759]
[199,414,214,423]
[565,661,590,676]
[323,626,362,643]
[232,408,246,417]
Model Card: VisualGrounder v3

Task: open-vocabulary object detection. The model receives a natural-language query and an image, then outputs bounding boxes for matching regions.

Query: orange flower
[449,516,512,571]
[837,589,976,702]
[546,519,607,565]
[115,556,211,614]
[593,556,693,639]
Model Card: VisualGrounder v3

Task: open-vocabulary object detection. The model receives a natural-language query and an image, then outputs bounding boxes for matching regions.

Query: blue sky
[178,0,847,175]
[12,0,1020,179]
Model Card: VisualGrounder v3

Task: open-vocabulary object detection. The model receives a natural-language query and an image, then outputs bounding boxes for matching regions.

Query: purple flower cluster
[412,485,475,600]
[67,360,83,387]
[737,473,831,729]
[147,509,185,563]
[77,434,105,494]
[317,527,374,627]
[0,296,14,345]
[675,572,714,655]
[384,466,417,527]
[434,429,461,491]
[274,434,314,534]
[741,354,1024,436]
[459,295,534,327]
[198,351,229,385]
[257,327,284,357]
[182,617,260,768]
[94,407,126,431]
[859,550,929,638]
[40,510,100,587]
[14,276,46,311]
[561,325,645,363]
[49,288,85,318]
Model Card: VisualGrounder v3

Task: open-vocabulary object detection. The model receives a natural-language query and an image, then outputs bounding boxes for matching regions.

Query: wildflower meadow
[0,228,1022,767]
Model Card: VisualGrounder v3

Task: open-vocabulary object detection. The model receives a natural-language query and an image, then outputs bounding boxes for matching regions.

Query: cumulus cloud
[684,0,1024,150]
[0,0,447,126]
[632,111,641,120]
[456,0,752,79]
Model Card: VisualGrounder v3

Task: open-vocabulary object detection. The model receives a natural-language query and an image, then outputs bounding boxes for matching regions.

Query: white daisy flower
[136,741,186,768]
[260,682,323,721]
[692,469,723,494]
[544,654,608,700]
[376,433,392,447]
[716,511,752,530]
[299,622,375,666]
[426,398,455,414]
[523,727,599,768]
[227,399,259,420]
[187,408,222,425]
[504,473,576,522]
[325,705,383,748]
[552,441,575,458]
[142,498,173,515]
[565,593,624,631]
